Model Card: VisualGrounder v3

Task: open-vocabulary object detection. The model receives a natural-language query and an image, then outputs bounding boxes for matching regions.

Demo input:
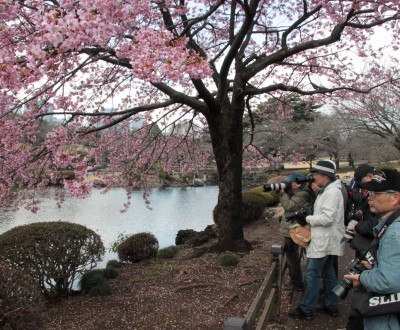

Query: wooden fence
[223,243,289,330]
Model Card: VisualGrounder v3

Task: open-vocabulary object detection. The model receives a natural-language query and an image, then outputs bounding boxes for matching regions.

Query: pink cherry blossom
[1,0,400,249]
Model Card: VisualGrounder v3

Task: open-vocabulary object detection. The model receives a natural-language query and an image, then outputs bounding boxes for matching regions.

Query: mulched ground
[39,212,290,330]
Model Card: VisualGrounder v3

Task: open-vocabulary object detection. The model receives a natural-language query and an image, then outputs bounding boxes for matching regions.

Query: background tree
[243,95,321,168]
[1,1,400,251]
[337,82,400,153]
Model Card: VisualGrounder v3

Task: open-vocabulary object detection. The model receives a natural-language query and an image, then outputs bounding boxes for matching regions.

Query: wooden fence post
[271,244,282,318]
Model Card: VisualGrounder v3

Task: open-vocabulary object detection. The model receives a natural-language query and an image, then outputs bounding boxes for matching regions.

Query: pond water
[0,186,218,267]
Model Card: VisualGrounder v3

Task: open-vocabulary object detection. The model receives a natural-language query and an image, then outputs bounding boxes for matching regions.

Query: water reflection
[0,186,218,267]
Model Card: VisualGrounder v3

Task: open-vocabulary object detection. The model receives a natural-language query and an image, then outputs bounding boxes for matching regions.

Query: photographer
[276,172,313,292]
[347,164,379,251]
[344,164,379,330]
[289,160,345,320]
[344,169,400,330]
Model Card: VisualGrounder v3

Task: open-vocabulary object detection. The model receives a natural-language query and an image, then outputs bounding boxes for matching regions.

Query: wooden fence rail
[223,244,289,330]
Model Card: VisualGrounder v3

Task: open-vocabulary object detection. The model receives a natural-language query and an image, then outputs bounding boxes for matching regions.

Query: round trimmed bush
[106,259,122,269]
[79,270,112,296]
[79,270,105,293]
[242,192,270,224]
[88,282,112,297]
[245,186,279,206]
[0,221,105,298]
[217,253,240,267]
[103,267,119,279]
[116,232,159,263]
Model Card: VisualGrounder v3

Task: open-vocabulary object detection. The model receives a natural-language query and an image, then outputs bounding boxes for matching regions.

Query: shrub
[103,267,119,279]
[88,282,112,297]
[374,163,394,170]
[217,253,240,267]
[157,245,180,259]
[242,192,270,224]
[213,187,278,226]
[116,232,159,263]
[245,186,279,206]
[79,270,112,296]
[0,263,44,329]
[0,221,105,298]
[106,259,122,269]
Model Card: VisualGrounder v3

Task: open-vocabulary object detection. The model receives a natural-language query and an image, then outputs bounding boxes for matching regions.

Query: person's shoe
[294,284,305,292]
[283,283,304,291]
[283,284,294,291]
[288,307,313,320]
[316,305,339,317]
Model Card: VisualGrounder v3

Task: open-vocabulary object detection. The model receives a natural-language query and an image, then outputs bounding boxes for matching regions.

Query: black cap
[359,169,400,192]
[354,164,375,184]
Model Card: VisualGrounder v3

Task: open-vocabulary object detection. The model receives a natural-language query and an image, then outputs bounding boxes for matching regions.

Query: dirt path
[285,244,356,330]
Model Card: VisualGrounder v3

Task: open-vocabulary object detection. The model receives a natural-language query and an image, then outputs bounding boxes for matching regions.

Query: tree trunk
[347,152,355,169]
[394,134,400,153]
[206,99,252,252]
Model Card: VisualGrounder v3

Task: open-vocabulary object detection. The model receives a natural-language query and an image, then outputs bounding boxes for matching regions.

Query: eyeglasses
[367,190,400,196]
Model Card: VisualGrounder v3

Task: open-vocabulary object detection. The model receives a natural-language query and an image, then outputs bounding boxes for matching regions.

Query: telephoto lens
[263,182,287,192]
[332,258,368,300]
[295,175,315,184]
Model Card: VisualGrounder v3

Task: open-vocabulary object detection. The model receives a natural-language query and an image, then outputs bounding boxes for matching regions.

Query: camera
[332,251,375,300]
[295,175,315,184]
[284,204,313,224]
[263,182,288,192]
[341,213,363,243]
[263,175,314,192]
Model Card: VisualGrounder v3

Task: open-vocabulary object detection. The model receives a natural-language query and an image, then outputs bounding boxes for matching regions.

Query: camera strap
[368,207,400,258]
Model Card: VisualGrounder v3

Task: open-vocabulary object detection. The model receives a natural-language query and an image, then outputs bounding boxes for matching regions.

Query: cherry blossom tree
[1,0,400,251]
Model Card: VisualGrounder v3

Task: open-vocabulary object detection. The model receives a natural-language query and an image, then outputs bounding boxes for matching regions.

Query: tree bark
[206,98,252,252]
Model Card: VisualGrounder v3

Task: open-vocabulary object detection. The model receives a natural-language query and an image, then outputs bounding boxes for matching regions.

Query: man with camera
[276,172,314,292]
[343,164,379,330]
[347,164,379,249]
[289,160,345,320]
[344,169,400,330]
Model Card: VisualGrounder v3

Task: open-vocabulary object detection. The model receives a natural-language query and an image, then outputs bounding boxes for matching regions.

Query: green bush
[374,163,394,170]
[0,263,44,329]
[79,270,111,296]
[88,282,112,297]
[103,267,119,279]
[157,245,180,259]
[0,221,105,298]
[117,232,159,263]
[213,188,278,226]
[217,253,240,267]
[242,192,270,224]
[79,267,117,295]
[106,259,122,269]
[245,186,279,206]
[79,270,106,293]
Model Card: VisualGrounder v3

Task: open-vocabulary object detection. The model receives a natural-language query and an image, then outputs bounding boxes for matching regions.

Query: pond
[0,186,219,267]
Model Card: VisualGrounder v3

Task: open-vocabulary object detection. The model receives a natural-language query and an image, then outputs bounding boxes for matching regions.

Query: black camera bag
[350,290,400,318]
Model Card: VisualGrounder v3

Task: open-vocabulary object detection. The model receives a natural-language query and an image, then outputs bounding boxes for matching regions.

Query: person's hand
[361,260,373,270]
[346,226,356,234]
[354,210,363,220]
[275,190,285,196]
[344,274,361,288]
[311,182,320,192]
